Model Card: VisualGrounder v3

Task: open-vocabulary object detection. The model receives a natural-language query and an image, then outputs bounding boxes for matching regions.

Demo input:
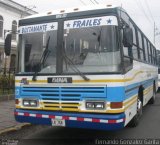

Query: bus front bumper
[15,109,125,131]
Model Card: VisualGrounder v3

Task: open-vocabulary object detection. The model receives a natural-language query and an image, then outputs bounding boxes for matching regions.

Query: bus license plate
[51,119,65,127]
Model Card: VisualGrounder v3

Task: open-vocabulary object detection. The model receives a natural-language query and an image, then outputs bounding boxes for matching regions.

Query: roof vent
[74,8,79,11]
[47,12,52,15]
[106,4,112,7]
[60,10,65,13]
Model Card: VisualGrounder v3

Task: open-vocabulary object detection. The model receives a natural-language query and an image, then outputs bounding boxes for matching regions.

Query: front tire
[128,97,143,127]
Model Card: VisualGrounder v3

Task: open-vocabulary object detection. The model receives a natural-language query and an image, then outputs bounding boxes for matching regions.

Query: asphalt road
[1,92,160,145]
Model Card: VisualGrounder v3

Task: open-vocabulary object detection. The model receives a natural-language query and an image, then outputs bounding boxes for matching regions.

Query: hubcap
[137,99,142,118]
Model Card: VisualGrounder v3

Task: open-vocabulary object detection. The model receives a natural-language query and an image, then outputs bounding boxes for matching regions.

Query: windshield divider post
[56,19,64,75]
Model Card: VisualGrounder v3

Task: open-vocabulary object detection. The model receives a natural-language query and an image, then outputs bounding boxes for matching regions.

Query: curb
[0,123,31,135]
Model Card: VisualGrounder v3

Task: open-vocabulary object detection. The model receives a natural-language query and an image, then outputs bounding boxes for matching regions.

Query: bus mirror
[123,27,133,48]
[4,33,12,56]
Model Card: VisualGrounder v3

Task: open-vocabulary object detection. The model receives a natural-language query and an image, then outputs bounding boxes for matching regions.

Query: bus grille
[21,86,106,111]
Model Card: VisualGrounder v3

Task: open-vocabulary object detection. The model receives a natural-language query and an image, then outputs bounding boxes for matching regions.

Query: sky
[13,0,160,48]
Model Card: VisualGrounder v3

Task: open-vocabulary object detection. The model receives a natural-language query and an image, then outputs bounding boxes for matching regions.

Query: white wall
[0,1,37,69]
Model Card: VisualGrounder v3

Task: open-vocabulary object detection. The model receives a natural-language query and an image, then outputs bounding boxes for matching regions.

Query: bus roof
[22,4,121,20]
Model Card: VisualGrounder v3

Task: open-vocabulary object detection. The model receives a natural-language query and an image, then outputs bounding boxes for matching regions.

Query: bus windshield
[63,16,121,74]
[19,16,121,74]
[19,22,58,74]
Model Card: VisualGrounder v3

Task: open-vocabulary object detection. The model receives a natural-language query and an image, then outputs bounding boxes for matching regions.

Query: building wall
[0,0,37,72]
[0,5,18,70]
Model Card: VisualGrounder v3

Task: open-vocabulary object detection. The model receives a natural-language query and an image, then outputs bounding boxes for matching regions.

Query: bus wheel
[149,84,156,104]
[128,97,143,127]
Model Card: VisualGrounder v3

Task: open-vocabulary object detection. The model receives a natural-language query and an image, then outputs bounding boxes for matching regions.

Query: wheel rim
[136,99,142,119]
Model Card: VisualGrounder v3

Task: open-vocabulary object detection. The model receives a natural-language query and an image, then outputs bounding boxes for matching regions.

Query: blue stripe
[124,77,157,100]
[107,87,124,102]
[15,77,157,102]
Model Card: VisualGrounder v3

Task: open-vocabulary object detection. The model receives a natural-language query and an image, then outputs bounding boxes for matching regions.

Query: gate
[0,68,15,95]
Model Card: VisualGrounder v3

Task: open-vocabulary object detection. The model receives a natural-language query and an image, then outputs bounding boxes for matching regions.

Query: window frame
[0,15,3,38]
[143,37,149,62]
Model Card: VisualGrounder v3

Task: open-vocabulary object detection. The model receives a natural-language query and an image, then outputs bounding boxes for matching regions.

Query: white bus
[5,5,158,130]
[157,50,160,88]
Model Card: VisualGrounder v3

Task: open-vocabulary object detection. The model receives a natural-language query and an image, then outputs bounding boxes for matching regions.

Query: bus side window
[153,48,156,65]
[137,31,145,61]
[122,24,133,71]
[148,42,152,63]
[130,22,138,59]
[157,50,160,67]
[143,37,149,62]
[151,45,154,64]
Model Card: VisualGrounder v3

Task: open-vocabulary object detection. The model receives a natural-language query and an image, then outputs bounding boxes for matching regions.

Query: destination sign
[18,22,58,34]
[64,16,118,29]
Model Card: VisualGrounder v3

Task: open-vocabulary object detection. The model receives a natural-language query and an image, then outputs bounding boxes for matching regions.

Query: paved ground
[0,100,26,133]
[0,93,160,145]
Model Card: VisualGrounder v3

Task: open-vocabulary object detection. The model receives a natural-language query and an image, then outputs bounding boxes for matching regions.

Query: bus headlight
[86,101,105,110]
[23,99,39,107]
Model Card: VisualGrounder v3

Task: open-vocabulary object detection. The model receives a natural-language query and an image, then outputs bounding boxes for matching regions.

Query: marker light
[106,4,112,7]
[60,10,65,13]
[86,101,105,110]
[47,12,52,15]
[20,78,29,85]
[74,8,79,11]
[110,102,123,109]
[15,99,20,105]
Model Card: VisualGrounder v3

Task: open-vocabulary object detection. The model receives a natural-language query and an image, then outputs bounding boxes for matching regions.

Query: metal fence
[0,68,15,95]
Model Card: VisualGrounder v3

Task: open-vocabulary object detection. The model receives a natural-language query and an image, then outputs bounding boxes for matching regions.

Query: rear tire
[128,93,143,127]
[149,84,156,104]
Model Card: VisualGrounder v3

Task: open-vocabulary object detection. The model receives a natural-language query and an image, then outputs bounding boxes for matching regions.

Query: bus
[157,50,160,88]
[5,5,158,130]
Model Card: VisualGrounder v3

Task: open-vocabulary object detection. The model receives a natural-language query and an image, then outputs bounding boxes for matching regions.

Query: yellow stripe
[15,80,47,83]
[125,99,137,110]
[107,97,138,113]
[41,103,81,107]
[106,109,125,113]
[61,104,81,107]
[73,71,144,83]
[16,98,138,113]
[123,95,138,106]
[15,95,140,114]
[15,71,144,83]
[144,86,153,96]
[42,104,60,107]
[61,108,79,112]
[16,107,43,110]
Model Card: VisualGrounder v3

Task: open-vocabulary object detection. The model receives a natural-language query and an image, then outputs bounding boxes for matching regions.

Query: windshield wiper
[63,47,90,81]
[32,36,51,81]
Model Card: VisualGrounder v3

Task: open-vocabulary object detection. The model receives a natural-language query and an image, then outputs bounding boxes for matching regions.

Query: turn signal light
[15,99,19,105]
[110,102,123,109]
